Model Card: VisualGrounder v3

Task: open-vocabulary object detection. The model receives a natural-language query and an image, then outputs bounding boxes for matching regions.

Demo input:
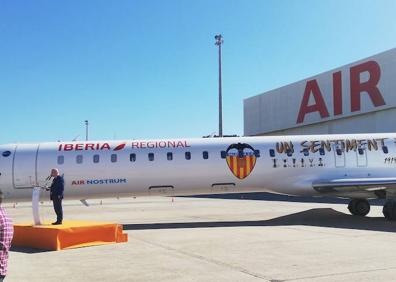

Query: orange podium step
[12,220,128,251]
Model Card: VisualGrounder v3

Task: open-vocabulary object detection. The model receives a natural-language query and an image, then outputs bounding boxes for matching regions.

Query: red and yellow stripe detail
[226,155,257,179]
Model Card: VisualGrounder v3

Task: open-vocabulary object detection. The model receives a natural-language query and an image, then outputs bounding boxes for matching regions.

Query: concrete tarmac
[4,194,396,282]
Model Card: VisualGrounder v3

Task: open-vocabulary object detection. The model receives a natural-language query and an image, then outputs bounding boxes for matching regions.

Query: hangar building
[244,48,396,136]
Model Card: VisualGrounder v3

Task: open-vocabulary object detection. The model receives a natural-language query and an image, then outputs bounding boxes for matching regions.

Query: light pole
[85,120,89,141]
[215,34,224,137]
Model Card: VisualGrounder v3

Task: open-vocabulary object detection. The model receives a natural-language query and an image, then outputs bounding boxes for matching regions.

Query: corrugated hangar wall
[244,48,396,136]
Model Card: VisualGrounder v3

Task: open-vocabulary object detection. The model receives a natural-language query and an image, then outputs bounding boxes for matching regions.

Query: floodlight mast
[215,34,224,137]
[85,120,89,141]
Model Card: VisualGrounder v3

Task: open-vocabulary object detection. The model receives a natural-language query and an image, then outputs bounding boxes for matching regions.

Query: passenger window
[167,152,173,161]
[57,155,64,165]
[203,151,209,159]
[148,153,154,161]
[383,146,389,154]
[269,149,275,157]
[93,154,100,163]
[76,155,83,164]
[220,151,226,159]
[319,148,325,156]
[358,148,364,155]
[336,148,342,156]
[111,154,117,163]
[254,150,260,158]
[185,152,191,160]
[1,151,11,157]
[303,149,309,156]
[130,153,136,162]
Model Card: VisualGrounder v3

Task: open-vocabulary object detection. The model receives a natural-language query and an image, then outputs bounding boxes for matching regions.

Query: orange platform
[12,220,128,251]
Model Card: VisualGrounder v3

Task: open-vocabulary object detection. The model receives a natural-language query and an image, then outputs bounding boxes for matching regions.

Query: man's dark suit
[50,175,64,224]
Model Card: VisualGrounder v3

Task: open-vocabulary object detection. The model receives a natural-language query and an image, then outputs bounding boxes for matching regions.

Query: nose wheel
[348,199,370,216]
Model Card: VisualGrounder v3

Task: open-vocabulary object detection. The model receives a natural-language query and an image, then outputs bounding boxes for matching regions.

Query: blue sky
[1,0,396,143]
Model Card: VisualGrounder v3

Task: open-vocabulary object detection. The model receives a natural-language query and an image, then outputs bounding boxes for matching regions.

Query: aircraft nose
[0,150,13,179]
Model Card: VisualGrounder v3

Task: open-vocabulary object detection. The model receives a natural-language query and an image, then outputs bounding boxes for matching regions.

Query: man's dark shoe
[52,221,62,225]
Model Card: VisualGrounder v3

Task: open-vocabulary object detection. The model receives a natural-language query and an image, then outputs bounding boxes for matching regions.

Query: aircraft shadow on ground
[178,192,385,206]
[10,246,50,254]
[123,208,396,233]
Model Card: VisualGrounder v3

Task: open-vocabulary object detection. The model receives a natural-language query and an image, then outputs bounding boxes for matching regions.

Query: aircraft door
[13,144,39,188]
[333,144,345,167]
[356,147,368,167]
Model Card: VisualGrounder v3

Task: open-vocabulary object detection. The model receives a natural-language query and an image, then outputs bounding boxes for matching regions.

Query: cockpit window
[2,151,11,157]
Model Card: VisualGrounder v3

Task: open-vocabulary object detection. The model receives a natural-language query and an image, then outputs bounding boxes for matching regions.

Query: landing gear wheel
[383,200,396,220]
[348,199,370,216]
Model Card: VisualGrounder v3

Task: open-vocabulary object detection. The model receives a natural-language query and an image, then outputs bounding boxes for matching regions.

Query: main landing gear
[383,199,396,220]
[348,199,370,217]
[347,198,396,220]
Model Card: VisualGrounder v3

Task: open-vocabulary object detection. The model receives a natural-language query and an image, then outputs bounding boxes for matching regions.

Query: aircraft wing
[312,177,396,194]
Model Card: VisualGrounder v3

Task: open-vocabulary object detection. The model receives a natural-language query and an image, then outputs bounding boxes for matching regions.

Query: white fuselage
[0,133,394,202]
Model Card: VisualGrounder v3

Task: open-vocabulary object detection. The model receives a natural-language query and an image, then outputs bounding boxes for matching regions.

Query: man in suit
[49,168,64,225]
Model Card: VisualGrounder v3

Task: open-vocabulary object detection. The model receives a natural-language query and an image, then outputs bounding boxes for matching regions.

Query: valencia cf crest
[225,143,257,179]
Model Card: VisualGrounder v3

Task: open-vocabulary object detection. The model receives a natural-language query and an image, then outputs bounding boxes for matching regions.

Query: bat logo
[225,143,257,179]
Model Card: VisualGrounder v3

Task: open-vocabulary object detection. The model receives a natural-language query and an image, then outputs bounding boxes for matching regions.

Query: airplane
[1,132,396,222]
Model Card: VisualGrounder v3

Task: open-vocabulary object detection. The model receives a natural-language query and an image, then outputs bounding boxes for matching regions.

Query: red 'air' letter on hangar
[296,60,386,124]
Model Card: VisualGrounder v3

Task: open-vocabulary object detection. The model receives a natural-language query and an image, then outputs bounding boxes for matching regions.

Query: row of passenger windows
[268,148,322,158]
[57,150,260,165]
[268,146,389,157]
[58,145,389,164]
